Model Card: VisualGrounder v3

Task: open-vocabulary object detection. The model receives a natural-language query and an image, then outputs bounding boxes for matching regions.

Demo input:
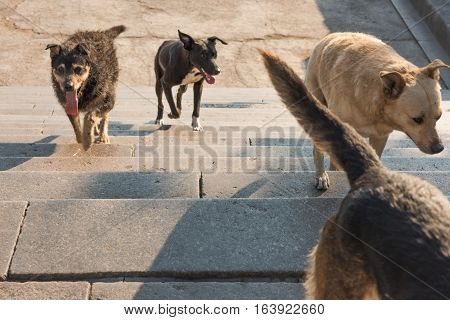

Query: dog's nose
[214,67,221,75]
[430,143,444,154]
[64,83,74,91]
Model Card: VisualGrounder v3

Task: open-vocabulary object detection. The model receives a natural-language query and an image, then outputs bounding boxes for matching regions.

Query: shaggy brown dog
[46,25,126,150]
[261,50,450,299]
[305,33,449,190]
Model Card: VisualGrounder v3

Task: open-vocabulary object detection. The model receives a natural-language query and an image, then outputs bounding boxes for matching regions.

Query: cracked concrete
[0,0,429,86]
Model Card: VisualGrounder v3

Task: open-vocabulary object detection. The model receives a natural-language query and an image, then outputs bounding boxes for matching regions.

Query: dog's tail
[260,50,382,185]
[105,25,126,39]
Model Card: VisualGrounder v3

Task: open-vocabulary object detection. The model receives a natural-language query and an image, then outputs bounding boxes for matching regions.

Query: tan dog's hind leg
[96,113,110,144]
[305,75,330,190]
[82,112,97,150]
[369,135,389,157]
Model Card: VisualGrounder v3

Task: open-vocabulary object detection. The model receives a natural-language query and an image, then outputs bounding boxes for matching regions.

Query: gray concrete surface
[0,0,429,87]
[0,281,89,299]
[0,201,27,280]
[9,198,338,280]
[391,0,450,86]
[91,282,305,300]
[409,0,450,54]
[0,172,200,200]
[202,172,450,198]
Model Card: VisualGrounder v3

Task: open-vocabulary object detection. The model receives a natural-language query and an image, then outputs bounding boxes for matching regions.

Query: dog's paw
[192,116,203,131]
[95,135,110,144]
[315,172,330,190]
[155,119,164,125]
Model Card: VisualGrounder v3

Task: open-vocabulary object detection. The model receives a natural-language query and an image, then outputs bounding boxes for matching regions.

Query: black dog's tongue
[65,90,78,116]
[203,71,216,85]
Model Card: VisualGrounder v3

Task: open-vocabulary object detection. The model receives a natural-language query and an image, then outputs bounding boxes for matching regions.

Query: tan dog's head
[381,59,449,154]
[46,43,91,93]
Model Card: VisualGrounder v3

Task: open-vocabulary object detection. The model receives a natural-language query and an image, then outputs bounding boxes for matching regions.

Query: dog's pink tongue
[204,72,215,85]
[65,90,78,116]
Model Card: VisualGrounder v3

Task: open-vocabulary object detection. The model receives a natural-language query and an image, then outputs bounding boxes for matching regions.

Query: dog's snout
[430,142,444,154]
[64,82,74,91]
[214,67,221,75]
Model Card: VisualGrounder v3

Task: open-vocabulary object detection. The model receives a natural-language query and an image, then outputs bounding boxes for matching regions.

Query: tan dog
[261,50,450,300]
[305,32,449,190]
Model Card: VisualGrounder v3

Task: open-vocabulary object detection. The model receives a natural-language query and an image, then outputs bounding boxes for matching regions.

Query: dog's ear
[178,30,194,50]
[207,36,228,45]
[420,59,449,80]
[380,71,406,99]
[45,44,62,59]
[74,43,89,57]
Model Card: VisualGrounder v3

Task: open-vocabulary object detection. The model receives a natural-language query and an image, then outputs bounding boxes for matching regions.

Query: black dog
[46,25,126,150]
[154,30,227,131]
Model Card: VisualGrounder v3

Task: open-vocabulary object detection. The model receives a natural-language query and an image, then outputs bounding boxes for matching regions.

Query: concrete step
[0,135,248,146]
[1,124,450,139]
[202,172,450,198]
[0,172,200,200]
[2,134,448,149]
[0,201,28,280]
[0,171,447,201]
[1,156,448,172]
[0,282,89,300]
[8,198,336,280]
[0,281,304,300]
[409,0,450,54]
[1,142,449,158]
[90,282,304,300]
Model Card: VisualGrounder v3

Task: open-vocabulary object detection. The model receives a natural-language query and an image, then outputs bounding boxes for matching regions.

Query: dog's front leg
[369,135,389,157]
[82,112,97,151]
[192,80,204,131]
[314,146,330,190]
[176,85,187,113]
[96,113,110,144]
[162,82,180,119]
[68,114,83,144]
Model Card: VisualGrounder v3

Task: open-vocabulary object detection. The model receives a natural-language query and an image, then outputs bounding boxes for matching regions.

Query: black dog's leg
[162,81,180,119]
[155,77,164,124]
[192,79,204,131]
[68,114,83,143]
[177,85,187,113]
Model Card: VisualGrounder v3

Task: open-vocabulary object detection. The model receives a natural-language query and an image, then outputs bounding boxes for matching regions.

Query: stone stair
[0,86,449,300]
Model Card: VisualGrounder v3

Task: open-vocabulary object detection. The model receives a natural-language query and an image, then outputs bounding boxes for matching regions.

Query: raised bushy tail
[260,49,382,185]
[105,25,126,38]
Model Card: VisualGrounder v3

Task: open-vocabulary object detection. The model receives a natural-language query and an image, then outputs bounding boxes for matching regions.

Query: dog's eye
[56,66,64,74]
[74,67,83,75]
[202,51,207,58]
[412,117,424,124]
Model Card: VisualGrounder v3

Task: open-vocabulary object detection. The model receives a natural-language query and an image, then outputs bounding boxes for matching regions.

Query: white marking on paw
[192,116,203,131]
[155,119,164,125]
[315,172,330,190]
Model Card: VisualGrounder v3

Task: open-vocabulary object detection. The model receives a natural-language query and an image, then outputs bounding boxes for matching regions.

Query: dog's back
[260,50,450,299]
